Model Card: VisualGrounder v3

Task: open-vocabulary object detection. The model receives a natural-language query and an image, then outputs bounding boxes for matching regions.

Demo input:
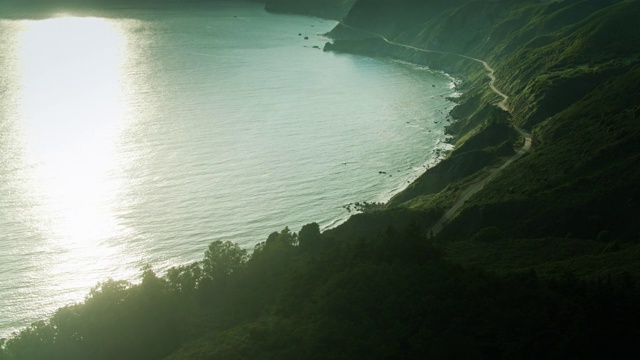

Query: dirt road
[335,23,532,235]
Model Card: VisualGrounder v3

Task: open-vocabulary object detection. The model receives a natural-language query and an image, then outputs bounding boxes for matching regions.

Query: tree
[202,241,248,280]
[298,222,322,252]
[265,227,297,247]
[167,262,202,295]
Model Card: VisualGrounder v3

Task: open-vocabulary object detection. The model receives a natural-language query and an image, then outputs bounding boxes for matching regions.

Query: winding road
[336,22,532,235]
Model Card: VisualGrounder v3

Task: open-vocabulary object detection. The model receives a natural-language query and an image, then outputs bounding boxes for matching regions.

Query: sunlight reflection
[17,17,128,256]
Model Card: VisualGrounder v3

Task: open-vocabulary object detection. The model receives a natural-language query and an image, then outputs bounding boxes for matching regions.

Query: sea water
[0,2,455,337]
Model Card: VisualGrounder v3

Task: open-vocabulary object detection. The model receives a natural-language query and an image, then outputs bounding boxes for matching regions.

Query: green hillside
[327,0,640,273]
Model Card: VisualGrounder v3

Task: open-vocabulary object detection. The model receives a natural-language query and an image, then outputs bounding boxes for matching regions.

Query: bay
[0,1,455,337]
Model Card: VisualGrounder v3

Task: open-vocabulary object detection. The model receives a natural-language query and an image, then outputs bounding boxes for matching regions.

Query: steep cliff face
[325,0,640,248]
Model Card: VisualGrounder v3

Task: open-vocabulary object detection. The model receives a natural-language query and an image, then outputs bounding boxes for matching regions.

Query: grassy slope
[449,65,640,240]
[323,0,640,276]
[442,1,640,243]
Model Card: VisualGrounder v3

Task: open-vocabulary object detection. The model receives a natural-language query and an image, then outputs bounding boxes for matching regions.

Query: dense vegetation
[2,226,640,359]
[2,0,640,358]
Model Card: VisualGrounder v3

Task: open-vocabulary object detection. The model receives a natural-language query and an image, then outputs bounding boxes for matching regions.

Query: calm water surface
[0,2,455,336]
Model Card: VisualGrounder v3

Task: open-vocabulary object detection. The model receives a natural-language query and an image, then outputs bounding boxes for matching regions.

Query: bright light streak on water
[1,16,138,336]
[18,17,127,247]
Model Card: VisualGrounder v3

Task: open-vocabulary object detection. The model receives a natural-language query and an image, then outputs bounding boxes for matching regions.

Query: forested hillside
[3,227,639,359]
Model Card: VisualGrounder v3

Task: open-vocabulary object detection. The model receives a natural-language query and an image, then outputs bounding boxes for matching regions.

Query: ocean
[0,1,455,337]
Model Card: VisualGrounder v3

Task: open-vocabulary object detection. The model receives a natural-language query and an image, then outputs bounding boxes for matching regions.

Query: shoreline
[320,66,460,232]
[0,5,457,338]
[317,33,469,228]
[321,22,533,237]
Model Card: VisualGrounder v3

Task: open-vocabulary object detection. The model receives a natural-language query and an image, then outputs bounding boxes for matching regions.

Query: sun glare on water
[15,16,133,291]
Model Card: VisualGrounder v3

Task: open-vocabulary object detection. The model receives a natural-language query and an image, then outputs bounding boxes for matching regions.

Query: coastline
[320,64,460,232]
[0,4,457,338]
[319,21,534,241]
